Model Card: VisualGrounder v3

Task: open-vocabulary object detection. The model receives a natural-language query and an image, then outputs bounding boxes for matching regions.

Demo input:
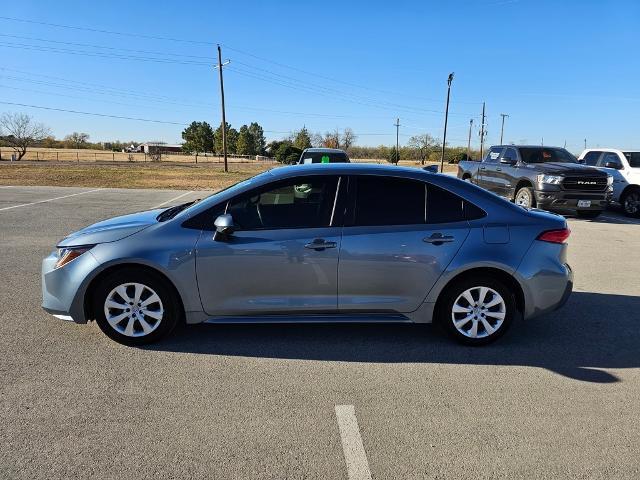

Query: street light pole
[216,45,230,173]
[440,72,454,173]
[466,118,473,160]
[499,113,509,144]
[394,118,400,164]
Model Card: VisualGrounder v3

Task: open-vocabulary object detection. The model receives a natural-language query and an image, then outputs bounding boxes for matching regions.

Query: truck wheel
[621,188,640,217]
[515,186,535,208]
[437,276,515,346]
[577,210,602,219]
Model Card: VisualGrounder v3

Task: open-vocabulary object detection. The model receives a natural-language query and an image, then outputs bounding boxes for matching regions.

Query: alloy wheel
[451,286,506,339]
[515,190,532,207]
[103,282,164,337]
[624,191,640,215]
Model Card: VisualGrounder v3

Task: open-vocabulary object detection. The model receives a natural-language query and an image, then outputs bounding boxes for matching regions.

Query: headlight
[607,175,613,186]
[55,245,94,269]
[537,174,564,185]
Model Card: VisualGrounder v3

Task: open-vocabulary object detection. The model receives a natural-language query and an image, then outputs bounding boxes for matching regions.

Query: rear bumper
[535,189,611,212]
[516,241,573,320]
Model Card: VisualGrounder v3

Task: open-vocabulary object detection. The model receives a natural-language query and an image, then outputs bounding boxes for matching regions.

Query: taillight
[537,228,571,244]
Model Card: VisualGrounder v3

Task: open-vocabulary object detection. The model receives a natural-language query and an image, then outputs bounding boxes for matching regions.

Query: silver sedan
[42,163,573,346]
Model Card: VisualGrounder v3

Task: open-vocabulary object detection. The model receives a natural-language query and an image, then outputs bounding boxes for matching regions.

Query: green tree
[181,121,214,155]
[214,122,239,154]
[274,141,302,164]
[236,124,257,155]
[248,122,266,155]
[64,132,90,149]
[408,133,439,164]
[293,126,312,150]
[387,147,400,164]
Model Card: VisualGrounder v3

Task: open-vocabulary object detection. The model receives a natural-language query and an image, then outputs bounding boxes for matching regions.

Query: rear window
[623,152,640,168]
[519,147,577,164]
[301,151,349,164]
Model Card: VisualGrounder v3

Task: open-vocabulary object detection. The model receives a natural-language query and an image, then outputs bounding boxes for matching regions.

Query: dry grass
[0,163,270,190]
[0,160,458,190]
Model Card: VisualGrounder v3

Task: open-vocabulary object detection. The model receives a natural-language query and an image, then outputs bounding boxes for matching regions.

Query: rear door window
[352,176,425,226]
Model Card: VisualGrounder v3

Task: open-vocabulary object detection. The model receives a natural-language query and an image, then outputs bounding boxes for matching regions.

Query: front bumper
[41,250,101,324]
[534,188,611,213]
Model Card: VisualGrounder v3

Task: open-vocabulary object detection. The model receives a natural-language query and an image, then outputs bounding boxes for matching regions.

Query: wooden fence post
[77,152,79,162]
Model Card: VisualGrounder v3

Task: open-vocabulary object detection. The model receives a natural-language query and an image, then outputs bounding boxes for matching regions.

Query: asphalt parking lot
[1,185,639,479]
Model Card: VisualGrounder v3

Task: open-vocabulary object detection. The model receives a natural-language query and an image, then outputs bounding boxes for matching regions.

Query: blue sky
[1,0,639,152]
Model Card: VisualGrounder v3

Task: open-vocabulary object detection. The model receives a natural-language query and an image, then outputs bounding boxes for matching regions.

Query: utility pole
[499,113,509,145]
[466,118,473,160]
[393,118,400,164]
[440,72,454,173]
[479,102,486,161]
[584,138,587,149]
[215,45,231,173]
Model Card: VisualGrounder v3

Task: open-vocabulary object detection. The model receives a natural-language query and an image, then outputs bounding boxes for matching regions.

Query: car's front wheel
[438,276,515,345]
[93,268,181,345]
[621,188,640,217]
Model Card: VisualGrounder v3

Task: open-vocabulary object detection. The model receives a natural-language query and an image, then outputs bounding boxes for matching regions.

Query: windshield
[301,151,349,164]
[623,152,640,168]
[519,147,577,164]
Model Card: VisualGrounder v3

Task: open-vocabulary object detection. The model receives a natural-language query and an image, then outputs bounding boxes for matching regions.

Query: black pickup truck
[457,145,612,218]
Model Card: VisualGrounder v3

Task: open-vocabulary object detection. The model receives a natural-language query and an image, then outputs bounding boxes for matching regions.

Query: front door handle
[480,166,486,170]
[423,233,455,245]
[305,238,337,251]
[496,167,502,171]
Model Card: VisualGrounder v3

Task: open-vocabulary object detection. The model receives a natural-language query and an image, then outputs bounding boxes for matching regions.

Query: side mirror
[214,214,235,238]
[500,156,517,165]
[422,164,439,173]
[604,160,622,170]
[577,158,586,164]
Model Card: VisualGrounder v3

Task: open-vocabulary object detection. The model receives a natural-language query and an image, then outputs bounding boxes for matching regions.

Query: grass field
[0,160,458,190]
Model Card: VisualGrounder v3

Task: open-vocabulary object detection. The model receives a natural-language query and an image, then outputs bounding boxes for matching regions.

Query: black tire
[621,188,640,217]
[514,186,535,208]
[576,210,602,219]
[93,268,181,346]
[437,276,516,346]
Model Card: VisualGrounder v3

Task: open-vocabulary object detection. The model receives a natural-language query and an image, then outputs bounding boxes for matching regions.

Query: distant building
[135,142,183,154]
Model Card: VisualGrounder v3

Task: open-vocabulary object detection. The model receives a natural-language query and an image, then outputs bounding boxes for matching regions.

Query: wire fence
[0,148,277,164]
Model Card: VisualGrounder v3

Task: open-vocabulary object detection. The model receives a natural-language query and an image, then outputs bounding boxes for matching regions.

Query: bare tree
[323,130,340,149]
[64,132,90,149]
[0,112,50,160]
[310,132,324,148]
[342,128,357,149]
[408,133,440,164]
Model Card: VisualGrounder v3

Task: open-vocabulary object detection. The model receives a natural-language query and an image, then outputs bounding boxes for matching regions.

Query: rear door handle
[480,166,486,170]
[496,167,502,171]
[305,238,337,251]
[423,233,455,245]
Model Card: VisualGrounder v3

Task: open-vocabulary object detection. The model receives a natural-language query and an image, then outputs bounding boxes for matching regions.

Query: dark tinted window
[227,176,338,230]
[426,184,466,223]
[300,151,349,164]
[623,152,640,168]
[182,202,226,230]
[582,151,602,166]
[353,176,425,226]
[484,147,504,163]
[519,147,577,164]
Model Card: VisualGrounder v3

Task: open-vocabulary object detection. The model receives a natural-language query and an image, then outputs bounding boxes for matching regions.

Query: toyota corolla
[42,163,573,346]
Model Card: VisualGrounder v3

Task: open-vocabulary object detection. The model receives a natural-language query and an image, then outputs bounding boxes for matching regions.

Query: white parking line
[335,405,372,480]
[152,191,194,209]
[0,188,103,212]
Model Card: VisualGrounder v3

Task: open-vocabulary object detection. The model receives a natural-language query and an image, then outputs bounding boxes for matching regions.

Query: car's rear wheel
[438,276,515,345]
[514,186,535,208]
[94,269,180,345]
[576,210,602,219]
[621,188,640,217]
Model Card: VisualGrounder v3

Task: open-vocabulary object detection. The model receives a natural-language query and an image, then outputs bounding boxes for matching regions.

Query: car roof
[267,162,428,178]
[581,148,640,153]
[301,148,347,153]
[491,145,567,149]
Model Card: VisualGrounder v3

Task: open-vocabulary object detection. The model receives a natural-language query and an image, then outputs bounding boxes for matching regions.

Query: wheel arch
[620,183,640,200]
[83,262,186,323]
[433,266,525,321]
[512,178,534,201]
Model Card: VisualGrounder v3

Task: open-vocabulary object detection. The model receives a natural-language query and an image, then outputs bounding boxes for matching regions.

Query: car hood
[523,162,607,176]
[57,209,163,247]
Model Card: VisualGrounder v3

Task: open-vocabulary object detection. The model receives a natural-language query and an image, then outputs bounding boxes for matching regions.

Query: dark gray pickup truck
[457,145,612,218]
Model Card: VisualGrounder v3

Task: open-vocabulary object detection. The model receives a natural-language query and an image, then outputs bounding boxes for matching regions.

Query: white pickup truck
[578,148,640,217]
